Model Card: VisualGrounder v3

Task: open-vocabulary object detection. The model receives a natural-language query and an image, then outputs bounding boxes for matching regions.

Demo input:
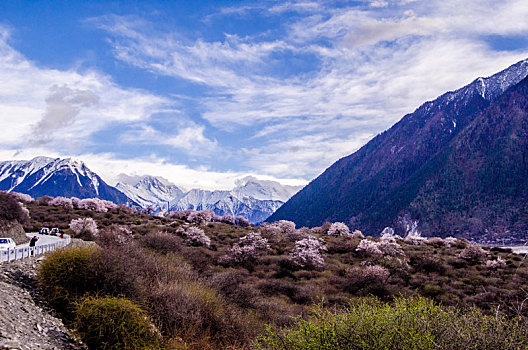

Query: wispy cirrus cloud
[4,0,528,188]
[0,22,306,189]
[89,0,528,180]
[120,122,219,156]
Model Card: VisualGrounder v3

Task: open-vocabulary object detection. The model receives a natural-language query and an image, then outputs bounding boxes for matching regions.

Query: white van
[0,238,16,250]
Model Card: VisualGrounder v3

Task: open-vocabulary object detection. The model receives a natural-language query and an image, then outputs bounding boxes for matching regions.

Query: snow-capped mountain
[0,156,302,222]
[0,157,131,204]
[115,174,184,210]
[169,176,303,223]
[270,58,528,243]
[232,176,303,202]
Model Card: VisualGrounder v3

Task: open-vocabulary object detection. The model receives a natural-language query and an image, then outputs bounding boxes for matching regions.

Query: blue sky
[1,0,528,189]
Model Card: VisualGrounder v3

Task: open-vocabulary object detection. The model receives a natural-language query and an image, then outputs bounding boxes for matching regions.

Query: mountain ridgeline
[269,59,528,243]
[0,157,302,223]
[117,175,302,223]
[0,157,132,205]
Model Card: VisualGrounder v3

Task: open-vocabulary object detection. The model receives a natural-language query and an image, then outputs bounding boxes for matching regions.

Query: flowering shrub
[260,220,295,237]
[10,192,34,202]
[49,196,74,210]
[276,220,296,234]
[71,197,81,209]
[404,235,426,245]
[222,232,270,266]
[19,203,30,222]
[97,225,133,246]
[310,222,332,235]
[379,240,405,257]
[69,217,98,239]
[289,236,327,270]
[101,200,117,211]
[187,210,215,225]
[259,222,282,236]
[234,216,251,227]
[76,198,115,212]
[344,265,390,294]
[380,232,403,242]
[485,256,507,269]
[165,210,251,227]
[286,229,310,242]
[0,192,30,223]
[444,237,458,247]
[458,244,487,264]
[327,222,350,236]
[362,265,390,282]
[165,209,193,220]
[184,226,211,247]
[219,214,235,224]
[356,239,383,257]
[351,230,365,239]
[426,237,445,247]
[356,239,405,258]
[37,195,53,206]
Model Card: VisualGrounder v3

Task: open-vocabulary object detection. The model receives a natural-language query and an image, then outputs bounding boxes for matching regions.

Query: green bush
[38,246,98,315]
[422,283,444,297]
[74,296,161,350]
[253,296,528,350]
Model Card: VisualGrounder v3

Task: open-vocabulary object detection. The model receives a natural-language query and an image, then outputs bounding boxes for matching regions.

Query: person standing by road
[29,236,38,256]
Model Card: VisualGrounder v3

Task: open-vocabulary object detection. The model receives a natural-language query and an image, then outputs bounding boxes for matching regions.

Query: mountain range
[115,174,184,210]
[117,174,301,223]
[269,58,528,244]
[0,157,131,205]
[168,176,302,223]
[0,157,301,223]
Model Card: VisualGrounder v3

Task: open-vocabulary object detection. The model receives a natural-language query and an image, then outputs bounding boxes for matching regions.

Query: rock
[0,220,29,245]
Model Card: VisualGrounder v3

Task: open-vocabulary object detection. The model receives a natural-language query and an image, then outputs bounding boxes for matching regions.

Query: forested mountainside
[270,59,528,244]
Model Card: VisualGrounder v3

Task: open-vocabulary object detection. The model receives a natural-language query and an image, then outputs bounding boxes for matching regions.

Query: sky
[1,0,528,190]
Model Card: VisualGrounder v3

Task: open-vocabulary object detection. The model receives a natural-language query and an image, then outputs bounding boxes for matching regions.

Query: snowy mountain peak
[233,176,302,202]
[115,174,184,210]
[415,58,528,124]
[168,176,303,222]
[470,58,528,101]
[234,176,260,187]
[0,156,130,204]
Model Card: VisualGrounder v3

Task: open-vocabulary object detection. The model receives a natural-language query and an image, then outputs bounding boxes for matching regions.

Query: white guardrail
[0,235,71,263]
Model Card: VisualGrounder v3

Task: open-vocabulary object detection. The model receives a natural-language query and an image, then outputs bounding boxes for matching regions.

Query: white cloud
[370,1,389,8]
[0,26,170,152]
[269,1,322,14]
[4,1,528,189]
[87,1,528,180]
[120,122,219,156]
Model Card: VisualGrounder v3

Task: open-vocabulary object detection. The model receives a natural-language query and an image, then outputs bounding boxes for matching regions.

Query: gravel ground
[0,257,86,350]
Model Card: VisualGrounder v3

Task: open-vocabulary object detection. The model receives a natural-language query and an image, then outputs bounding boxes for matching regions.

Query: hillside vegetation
[10,195,526,349]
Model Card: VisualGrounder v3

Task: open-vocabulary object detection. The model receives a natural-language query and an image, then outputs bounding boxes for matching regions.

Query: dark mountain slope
[269,59,528,243]
[406,76,528,242]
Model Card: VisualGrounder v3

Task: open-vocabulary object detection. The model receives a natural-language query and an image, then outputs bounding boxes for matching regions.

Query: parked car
[0,238,16,250]
[40,227,50,235]
[50,228,60,236]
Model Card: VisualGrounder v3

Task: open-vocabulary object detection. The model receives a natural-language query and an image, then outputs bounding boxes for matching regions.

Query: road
[20,233,67,248]
[0,233,71,263]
